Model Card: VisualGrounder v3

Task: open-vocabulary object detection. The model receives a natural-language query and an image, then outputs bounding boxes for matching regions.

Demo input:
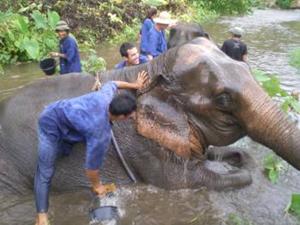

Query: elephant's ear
[136,87,203,158]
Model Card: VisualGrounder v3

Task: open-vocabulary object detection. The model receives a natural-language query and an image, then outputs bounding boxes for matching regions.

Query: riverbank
[0,0,298,73]
[0,0,267,73]
[1,8,300,225]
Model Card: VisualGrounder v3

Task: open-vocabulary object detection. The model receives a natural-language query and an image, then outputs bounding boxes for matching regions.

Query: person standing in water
[146,11,176,58]
[50,20,82,74]
[140,7,157,61]
[221,27,248,63]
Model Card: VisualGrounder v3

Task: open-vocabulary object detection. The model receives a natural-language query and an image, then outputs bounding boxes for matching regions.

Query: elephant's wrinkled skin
[0,37,300,194]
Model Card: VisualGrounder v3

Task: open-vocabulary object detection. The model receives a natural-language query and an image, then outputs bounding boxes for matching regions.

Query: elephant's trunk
[240,86,300,170]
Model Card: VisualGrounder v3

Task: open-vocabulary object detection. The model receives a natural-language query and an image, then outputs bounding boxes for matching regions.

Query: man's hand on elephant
[136,71,149,90]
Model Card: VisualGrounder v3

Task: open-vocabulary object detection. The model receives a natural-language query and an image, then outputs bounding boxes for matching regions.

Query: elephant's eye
[215,93,233,110]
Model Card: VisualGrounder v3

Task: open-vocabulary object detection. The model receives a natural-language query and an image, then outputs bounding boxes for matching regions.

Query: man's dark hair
[109,92,137,116]
[233,34,242,38]
[119,42,135,57]
[146,7,157,19]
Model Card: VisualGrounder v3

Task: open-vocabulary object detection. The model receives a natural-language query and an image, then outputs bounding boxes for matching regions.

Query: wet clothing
[221,39,247,62]
[59,35,82,74]
[140,18,155,55]
[34,82,117,213]
[147,27,167,58]
[114,55,148,69]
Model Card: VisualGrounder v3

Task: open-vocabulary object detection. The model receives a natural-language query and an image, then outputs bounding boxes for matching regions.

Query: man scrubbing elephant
[35,72,148,225]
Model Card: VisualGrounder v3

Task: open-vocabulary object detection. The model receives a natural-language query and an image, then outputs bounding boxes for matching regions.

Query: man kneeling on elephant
[34,71,149,225]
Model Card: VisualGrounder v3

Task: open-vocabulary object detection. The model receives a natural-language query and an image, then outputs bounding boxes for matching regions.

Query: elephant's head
[136,37,300,171]
[168,23,209,49]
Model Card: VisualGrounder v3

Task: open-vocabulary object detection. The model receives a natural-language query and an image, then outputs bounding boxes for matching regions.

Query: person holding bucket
[50,20,82,74]
[34,71,149,225]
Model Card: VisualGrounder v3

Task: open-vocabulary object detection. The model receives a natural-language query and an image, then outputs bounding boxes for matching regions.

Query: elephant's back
[0,73,95,180]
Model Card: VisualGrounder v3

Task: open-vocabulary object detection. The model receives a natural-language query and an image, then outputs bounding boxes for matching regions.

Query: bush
[0,5,59,66]
[199,0,254,15]
[276,0,293,8]
[289,48,300,70]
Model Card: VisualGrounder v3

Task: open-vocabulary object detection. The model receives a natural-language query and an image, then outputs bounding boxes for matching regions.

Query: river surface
[1,9,300,225]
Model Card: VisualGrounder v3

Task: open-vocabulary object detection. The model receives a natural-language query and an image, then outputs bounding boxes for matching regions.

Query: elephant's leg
[206,146,256,169]
[200,167,252,190]
[186,158,253,190]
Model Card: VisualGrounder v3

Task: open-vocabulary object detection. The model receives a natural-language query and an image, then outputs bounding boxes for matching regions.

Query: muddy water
[1,9,300,225]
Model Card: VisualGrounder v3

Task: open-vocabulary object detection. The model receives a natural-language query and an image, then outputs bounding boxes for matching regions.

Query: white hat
[153,11,175,25]
[229,27,244,36]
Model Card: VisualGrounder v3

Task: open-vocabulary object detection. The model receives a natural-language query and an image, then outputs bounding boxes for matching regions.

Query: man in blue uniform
[34,71,149,225]
[50,21,82,74]
[115,42,148,69]
[146,11,175,58]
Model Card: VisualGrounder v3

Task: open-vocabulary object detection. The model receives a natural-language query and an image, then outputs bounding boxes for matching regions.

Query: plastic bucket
[89,206,119,222]
[40,58,56,75]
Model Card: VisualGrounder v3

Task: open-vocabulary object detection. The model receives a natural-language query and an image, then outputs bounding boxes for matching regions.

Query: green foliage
[22,38,40,60]
[286,194,300,220]
[108,19,140,44]
[263,153,285,184]
[180,1,217,23]
[0,6,60,69]
[193,0,254,15]
[0,64,3,75]
[253,69,300,113]
[226,213,255,225]
[289,48,300,70]
[276,0,293,9]
[142,0,168,7]
[82,49,107,75]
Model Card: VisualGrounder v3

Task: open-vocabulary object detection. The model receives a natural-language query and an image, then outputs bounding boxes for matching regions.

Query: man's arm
[114,71,149,90]
[221,41,227,54]
[84,130,111,196]
[242,44,248,62]
[147,31,160,57]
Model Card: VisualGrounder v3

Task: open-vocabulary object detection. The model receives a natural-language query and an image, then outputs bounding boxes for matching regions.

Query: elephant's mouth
[188,120,208,159]
[136,106,208,159]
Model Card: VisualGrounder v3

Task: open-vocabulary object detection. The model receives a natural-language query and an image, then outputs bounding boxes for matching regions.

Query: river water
[0,9,300,225]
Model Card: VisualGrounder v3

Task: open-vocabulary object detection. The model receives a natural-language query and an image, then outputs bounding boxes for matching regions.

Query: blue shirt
[114,55,148,69]
[147,27,167,58]
[45,82,117,169]
[140,18,155,54]
[59,36,82,74]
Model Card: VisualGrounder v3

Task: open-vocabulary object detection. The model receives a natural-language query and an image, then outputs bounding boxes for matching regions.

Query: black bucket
[40,58,56,76]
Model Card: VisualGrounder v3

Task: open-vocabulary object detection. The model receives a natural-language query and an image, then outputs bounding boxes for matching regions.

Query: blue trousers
[34,110,73,213]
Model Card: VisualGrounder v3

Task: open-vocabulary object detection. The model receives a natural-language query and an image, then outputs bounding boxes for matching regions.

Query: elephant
[0,37,300,196]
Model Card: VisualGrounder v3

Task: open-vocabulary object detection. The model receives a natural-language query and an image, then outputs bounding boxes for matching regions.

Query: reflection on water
[1,9,300,225]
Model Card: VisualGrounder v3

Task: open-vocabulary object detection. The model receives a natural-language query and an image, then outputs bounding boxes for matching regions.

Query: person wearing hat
[115,42,148,69]
[34,71,149,225]
[146,11,176,58]
[221,27,248,62]
[50,20,82,74]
